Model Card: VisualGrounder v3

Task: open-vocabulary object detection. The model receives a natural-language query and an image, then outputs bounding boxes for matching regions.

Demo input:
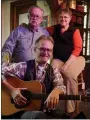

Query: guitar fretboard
[32,93,82,100]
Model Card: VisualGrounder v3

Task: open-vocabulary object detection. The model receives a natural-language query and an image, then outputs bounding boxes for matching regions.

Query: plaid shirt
[2,62,66,94]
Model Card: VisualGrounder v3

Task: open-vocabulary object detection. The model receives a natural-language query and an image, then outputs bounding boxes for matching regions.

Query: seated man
[2,35,66,119]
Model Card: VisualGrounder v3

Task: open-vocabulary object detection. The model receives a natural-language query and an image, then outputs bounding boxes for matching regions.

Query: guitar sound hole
[21,89,32,101]
[11,90,32,109]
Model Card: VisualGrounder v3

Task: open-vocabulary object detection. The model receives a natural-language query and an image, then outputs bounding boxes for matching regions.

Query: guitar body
[2,76,44,116]
[2,76,90,117]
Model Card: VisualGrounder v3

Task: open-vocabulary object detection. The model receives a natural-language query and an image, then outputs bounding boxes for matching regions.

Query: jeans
[21,111,47,119]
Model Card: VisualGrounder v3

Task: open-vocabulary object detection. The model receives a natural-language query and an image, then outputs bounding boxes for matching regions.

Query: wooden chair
[75,71,86,113]
[78,72,86,95]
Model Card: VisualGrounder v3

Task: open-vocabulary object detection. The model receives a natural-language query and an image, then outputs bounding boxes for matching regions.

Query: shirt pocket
[17,35,33,51]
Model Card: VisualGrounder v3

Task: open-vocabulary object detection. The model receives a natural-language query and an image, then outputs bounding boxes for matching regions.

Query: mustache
[40,54,49,57]
[31,20,37,23]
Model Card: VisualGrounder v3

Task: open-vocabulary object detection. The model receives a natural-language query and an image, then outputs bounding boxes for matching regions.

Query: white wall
[19,13,28,25]
[2,1,11,47]
[37,0,51,27]
[37,0,51,17]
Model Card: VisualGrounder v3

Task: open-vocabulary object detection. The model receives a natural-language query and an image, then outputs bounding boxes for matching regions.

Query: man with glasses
[2,5,49,65]
[2,35,66,119]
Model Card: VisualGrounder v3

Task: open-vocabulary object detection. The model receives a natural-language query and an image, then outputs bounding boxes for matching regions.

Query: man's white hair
[28,5,44,16]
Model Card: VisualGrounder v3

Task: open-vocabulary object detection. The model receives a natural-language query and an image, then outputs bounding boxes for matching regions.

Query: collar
[35,60,48,70]
[28,23,39,32]
[58,24,76,32]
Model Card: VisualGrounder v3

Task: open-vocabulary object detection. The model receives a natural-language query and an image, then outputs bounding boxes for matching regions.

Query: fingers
[20,93,27,103]
[14,93,27,105]
[18,88,28,90]
[44,96,59,110]
[53,98,59,109]
[13,88,28,105]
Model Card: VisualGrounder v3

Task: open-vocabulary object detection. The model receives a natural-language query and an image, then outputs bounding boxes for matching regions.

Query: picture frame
[41,15,50,28]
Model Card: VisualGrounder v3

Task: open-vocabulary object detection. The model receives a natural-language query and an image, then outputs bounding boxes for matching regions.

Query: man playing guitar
[2,35,66,119]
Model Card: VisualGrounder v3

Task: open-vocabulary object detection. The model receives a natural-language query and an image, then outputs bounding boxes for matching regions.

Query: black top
[24,60,54,93]
[52,24,76,62]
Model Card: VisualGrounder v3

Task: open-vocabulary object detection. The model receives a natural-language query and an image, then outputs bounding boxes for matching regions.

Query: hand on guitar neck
[44,87,63,110]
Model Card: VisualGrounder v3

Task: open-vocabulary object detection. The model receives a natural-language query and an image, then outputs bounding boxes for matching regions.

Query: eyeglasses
[59,16,70,19]
[36,47,53,53]
[29,13,42,19]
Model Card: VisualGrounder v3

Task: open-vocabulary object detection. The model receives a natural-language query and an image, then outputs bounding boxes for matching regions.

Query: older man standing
[2,5,49,65]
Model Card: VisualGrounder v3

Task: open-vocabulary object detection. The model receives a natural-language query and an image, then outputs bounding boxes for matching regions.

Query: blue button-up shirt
[2,26,49,62]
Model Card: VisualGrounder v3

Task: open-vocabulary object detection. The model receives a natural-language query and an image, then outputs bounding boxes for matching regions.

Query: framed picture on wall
[41,16,50,28]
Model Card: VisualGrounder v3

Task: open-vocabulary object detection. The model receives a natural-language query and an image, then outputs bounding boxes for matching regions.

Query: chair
[78,72,86,95]
[75,71,86,113]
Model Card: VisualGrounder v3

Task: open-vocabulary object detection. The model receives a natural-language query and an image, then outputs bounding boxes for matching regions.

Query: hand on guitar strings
[44,88,60,110]
[11,88,27,105]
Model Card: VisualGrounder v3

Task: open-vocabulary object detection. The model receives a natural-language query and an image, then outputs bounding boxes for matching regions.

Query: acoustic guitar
[1,76,90,116]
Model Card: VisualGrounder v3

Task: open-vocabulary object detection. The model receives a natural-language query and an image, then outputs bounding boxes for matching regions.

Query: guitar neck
[59,95,81,100]
[32,93,84,101]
